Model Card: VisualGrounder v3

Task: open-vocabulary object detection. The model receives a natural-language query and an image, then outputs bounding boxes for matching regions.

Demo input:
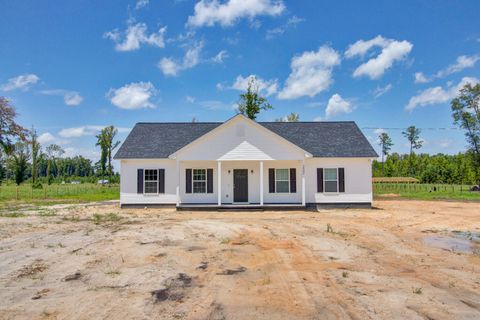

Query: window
[144,169,158,194]
[192,169,207,193]
[275,169,289,193]
[324,168,338,192]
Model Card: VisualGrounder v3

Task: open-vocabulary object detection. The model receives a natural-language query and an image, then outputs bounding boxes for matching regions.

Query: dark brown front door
[233,169,248,202]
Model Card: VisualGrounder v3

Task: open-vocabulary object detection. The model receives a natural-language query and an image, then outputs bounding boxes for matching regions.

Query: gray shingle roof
[114,121,378,159]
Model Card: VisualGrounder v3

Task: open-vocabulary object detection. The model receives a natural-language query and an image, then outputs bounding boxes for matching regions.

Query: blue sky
[1,0,479,162]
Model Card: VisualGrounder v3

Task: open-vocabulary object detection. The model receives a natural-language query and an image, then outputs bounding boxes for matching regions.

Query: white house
[114,114,377,209]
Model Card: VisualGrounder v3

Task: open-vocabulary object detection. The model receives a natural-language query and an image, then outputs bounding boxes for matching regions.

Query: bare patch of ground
[0,200,479,319]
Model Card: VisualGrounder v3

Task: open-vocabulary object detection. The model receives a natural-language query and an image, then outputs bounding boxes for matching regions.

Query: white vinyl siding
[144,169,158,194]
[324,168,338,193]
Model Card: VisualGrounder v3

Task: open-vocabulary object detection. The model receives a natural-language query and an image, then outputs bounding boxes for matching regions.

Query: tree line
[0,97,121,186]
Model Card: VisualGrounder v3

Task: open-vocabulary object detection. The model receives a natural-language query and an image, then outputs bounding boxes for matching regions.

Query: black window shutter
[268,168,275,193]
[338,168,345,193]
[207,169,213,193]
[158,169,165,194]
[137,169,144,194]
[317,168,323,192]
[290,168,296,193]
[186,169,192,193]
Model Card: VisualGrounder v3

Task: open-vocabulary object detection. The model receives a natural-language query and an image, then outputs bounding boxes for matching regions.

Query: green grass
[374,183,480,201]
[0,183,119,207]
[92,212,122,225]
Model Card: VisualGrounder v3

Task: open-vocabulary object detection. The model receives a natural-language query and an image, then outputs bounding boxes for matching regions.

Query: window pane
[193,181,206,193]
[193,169,206,181]
[276,181,289,193]
[275,169,288,181]
[324,168,337,180]
[325,181,338,192]
[145,181,158,194]
[145,169,158,181]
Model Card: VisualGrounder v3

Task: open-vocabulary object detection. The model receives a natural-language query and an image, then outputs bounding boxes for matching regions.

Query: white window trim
[323,168,339,193]
[192,168,208,194]
[275,168,290,194]
[144,168,159,195]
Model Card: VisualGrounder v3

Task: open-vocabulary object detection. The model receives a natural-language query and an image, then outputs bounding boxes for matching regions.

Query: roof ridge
[135,121,356,125]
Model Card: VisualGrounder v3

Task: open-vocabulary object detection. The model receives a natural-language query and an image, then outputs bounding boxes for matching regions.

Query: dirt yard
[0,200,479,320]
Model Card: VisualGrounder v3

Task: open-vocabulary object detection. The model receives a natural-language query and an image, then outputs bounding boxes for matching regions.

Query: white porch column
[260,161,264,206]
[301,159,306,206]
[217,161,222,206]
[176,159,180,206]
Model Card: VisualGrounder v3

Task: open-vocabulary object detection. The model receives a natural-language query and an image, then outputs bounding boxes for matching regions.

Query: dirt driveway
[0,200,479,320]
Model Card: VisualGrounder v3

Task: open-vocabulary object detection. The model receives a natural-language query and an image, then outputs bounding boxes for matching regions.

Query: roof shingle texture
[114,121,378,159]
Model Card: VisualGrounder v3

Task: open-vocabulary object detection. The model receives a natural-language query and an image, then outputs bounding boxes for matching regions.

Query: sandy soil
[0,200,479,320]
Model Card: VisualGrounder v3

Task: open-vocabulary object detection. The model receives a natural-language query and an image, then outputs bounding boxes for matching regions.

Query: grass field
[373,182,480,201]
[0,183,119,207]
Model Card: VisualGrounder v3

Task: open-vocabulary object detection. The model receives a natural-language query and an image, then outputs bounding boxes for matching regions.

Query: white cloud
[211,50,228,63]
[265,15,304,40]
[313,116,323,122]
[278,45,341,100]
[104,22,166,51]
[185,95,196,103]
[158,42,203,76]
[38,132,56,144]
[230,74,278,96]
[107,82,157,109]
[373,128,386,135]
[59,125,130,138]
[40,89,83,106]
[1,73,39,91]
[325,94,353,118]
[405,76,479,111]
[135,0,149,9]
[438,139,453,148]
[372,83,393,98]
[187,0,285,28]
[346,35,413,79]
[414,72,430,84]
[435,54,480,78]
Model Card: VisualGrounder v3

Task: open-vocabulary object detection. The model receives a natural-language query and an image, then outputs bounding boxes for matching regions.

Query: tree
[237,77,273,120]
[0,97,27,154]
[451,82,480,185]
[45,144,64,184]
[402,125,423,174]
[8,142,30,185]
[30,127,40,185]
[378,132,393,176]
[275,112,300,122]
[96,126,120,181]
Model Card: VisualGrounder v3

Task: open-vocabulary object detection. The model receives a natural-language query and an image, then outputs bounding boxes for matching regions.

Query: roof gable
[171,115,311,160]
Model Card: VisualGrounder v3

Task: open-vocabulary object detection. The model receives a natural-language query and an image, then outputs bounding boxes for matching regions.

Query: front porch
[175,160,306,207]
[176,202,307,211]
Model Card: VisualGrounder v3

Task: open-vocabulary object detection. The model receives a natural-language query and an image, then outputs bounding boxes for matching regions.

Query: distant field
[373,182,480,201]
[0,183,119,207]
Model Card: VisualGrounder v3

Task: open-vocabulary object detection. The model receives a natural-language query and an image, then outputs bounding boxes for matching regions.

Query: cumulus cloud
[38,132,56,144]
[158,42,203,76]
[185,95,196,103]
[372,83,393,98]
[104,22,166,51]
[278,45,341,100]
[1,74,39,91]
[228,74,278,96]
[346,35,413,79]
[59,125,130,138]
[325,93,353,118]
[414,72,430,84]
[40,89,83,106]
[187,0,285,28]
[107,82,157,109]
[405,77,479,111]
